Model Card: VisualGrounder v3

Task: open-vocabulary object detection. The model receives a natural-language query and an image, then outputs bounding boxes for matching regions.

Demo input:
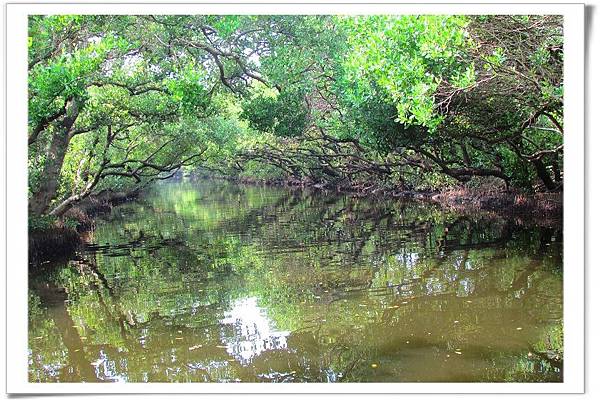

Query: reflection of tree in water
[28,181,563,382]
[29,280,99,382]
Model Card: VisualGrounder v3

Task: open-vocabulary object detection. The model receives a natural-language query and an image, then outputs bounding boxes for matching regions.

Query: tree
[28,15,278,217]
[29,14,565,217]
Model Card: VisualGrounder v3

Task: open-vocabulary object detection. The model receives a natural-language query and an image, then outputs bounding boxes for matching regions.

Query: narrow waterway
[28,180,563,382]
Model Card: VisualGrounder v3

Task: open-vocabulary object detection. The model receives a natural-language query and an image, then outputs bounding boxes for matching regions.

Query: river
[28,180,563,382]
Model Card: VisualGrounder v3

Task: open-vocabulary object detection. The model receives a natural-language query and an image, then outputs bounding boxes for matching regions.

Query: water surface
[29,180,563,382]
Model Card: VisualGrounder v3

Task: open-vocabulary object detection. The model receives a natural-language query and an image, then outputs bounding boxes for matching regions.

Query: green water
[28,180,563,383]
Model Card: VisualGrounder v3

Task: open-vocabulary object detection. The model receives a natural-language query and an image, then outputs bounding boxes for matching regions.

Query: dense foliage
[28,15,563,217]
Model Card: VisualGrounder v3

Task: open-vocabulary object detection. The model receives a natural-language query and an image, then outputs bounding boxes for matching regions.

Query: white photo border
[5,1,585,394]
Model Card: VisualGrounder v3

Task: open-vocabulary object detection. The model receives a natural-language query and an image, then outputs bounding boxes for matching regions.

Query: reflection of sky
[457,277,475,297]
[425,277,445,295]
[395,252,420,273]
[92,349,128,382]
[396,252,419,271]
[219,297,290,365]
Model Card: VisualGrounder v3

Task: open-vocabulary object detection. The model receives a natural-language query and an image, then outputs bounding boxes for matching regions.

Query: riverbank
[428,187,562,219]
[29,189,141,265]
[198,173,563,221]
[29,176,562,266]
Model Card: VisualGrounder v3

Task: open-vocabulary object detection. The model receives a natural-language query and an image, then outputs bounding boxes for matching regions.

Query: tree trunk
[48,191,89,217]
[31,281,100,382]
[532,158,557,191]
[29,98,81,215]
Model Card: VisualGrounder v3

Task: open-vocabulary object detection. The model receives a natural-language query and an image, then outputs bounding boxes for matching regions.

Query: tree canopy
[28,15,564,217]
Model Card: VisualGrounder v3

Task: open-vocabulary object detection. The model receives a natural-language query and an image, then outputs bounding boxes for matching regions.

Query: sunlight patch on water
[219,297,290,365]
